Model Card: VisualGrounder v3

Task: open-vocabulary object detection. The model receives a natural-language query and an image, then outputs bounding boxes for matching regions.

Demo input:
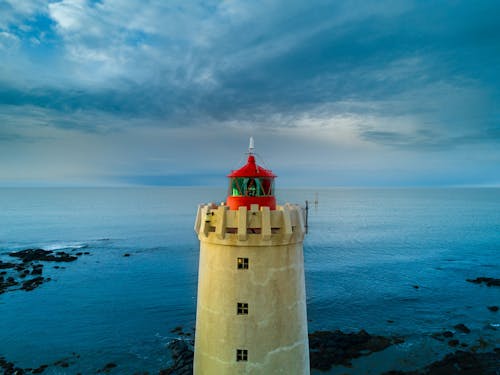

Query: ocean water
[0,187,499,374]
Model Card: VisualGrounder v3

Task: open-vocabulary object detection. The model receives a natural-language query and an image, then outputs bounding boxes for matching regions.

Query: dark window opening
[237,258,249,269]
[236,349,248,362]
[237,302,248,315]
[247,228,262,234]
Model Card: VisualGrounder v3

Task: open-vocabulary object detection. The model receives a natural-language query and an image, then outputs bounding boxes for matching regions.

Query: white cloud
[0,0,46,28]
[0,31,20,50]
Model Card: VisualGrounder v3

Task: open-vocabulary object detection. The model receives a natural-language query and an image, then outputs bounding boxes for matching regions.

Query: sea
[0,187,499,374]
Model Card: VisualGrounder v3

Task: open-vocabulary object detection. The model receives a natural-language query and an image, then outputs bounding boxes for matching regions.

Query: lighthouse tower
[193,139,310,374]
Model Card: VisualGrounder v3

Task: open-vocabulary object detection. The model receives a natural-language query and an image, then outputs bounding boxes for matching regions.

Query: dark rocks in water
[0,260,16,269]
[466,277,500,287]
[454,323,471,334]
[96,362,118,373]
[487,306,499,312]
[0,248,83,295]
[160,339,194,375]
[382,349,500,375]
[443,331,454,338]
[426,349,500,375]
[9,249,78,263]
[32,364,49,373]
[0,356,24,375]
[448,339,460,347]
[21,276,45,291]
[1,354,80,374]
[1,276,18,294]
[123,253,131,257]
[308,329,402,370]
[171,326,183,334]
[31,267,43,275]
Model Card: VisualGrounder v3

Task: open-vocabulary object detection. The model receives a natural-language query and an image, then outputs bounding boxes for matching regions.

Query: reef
[9,249,77,263]
[0,248,89,295]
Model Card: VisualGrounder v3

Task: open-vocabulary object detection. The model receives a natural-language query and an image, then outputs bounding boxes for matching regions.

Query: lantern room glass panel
[229,177,275,197]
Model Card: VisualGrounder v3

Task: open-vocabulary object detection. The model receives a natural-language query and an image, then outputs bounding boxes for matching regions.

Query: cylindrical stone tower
[193,141,310,374]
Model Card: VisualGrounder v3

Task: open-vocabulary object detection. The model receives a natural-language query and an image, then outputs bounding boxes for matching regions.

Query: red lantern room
[226,138,277,210]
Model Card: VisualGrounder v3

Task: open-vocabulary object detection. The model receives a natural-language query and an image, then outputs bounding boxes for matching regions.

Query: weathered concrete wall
[194,204,310,375]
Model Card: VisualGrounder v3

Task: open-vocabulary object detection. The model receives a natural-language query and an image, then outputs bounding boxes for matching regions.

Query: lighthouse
[193,139,310,374]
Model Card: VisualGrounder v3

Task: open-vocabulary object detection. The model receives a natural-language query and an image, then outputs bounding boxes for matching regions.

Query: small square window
[237,302,248,315]
[236,349,248,362]
[237,257,249,269]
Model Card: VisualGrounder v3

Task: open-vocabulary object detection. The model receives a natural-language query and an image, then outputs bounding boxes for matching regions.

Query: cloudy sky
[0,0,499,187]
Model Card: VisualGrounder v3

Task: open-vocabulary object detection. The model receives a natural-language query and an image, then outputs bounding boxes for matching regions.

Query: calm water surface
[0,187,499,374]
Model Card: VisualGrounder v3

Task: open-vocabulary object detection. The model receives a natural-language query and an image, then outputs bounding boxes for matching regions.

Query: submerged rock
[21,276,45,291]
[32,364,48,373]
[9,249,77,263]
[0,248,88,295]
[96,362,118,373]
[308,329,403,370]
[383,349,500,374]
[466,277,500,287]
[454,323,471,334]
[160,339,194,375]
[426,350,500,374]
[0,260,16,269]
[0,276,18,294]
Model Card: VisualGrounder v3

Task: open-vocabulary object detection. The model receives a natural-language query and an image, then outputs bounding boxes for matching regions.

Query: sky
[0,0,499,187]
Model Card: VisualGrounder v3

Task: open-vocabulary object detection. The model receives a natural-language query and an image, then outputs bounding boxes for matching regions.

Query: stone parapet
[194,203,306,246]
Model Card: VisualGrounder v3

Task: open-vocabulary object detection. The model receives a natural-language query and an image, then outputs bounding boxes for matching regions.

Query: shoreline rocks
[308,329,404,370]
[383,348,500,375]
[159,329,405,374]
[160,339,194,375]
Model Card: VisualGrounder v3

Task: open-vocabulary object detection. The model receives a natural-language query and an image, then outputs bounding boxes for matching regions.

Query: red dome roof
[228,155,276,178]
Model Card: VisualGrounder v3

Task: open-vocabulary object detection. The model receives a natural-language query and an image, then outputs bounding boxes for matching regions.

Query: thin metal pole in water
[305,200,309,234]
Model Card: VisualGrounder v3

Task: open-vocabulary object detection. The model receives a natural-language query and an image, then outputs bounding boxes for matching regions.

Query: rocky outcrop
[159,339,194,375]
[308,329,404,370]
[9,249,77,263]
[383,349,500,375]
[0,260,17,269]
[0,248,89,295]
